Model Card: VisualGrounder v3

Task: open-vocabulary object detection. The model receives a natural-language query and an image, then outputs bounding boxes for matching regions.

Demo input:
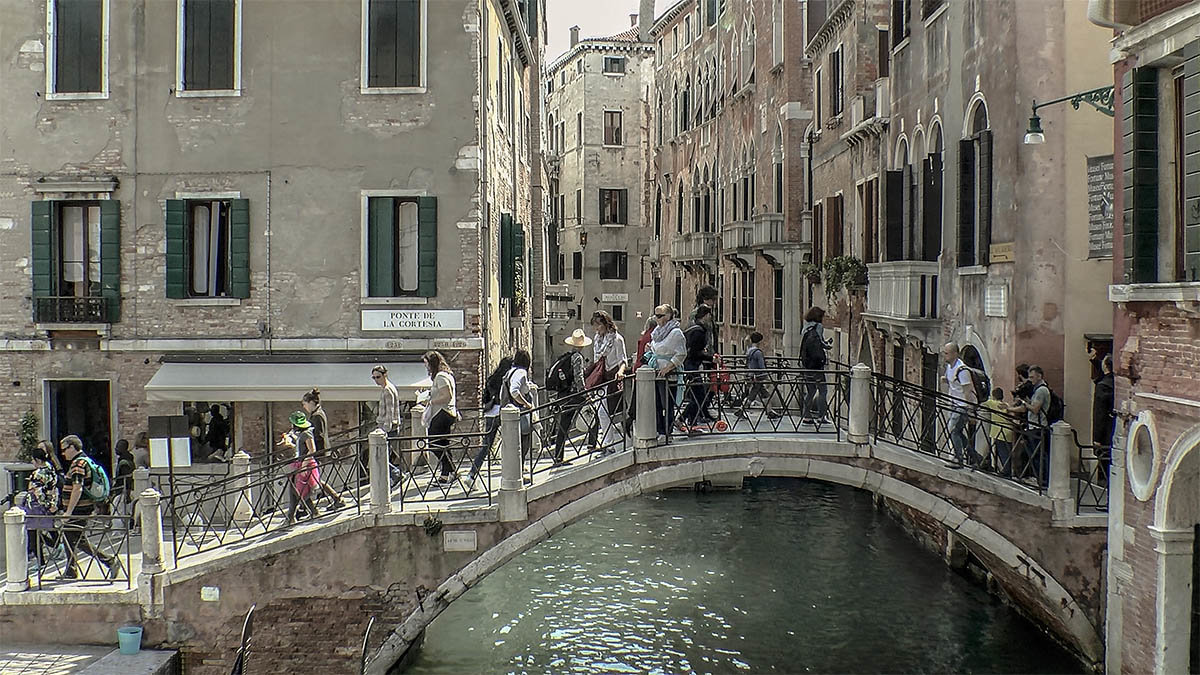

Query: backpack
[546,353,574,394]
[1036,383,1066,424]
[79,455,111,502]
[800,326,827,369]
[481,363,509,408]
[955,364,991,405]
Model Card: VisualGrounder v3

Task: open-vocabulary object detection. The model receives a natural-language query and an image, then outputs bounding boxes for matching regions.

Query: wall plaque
[443,530,478,552]
[361,309,465,332]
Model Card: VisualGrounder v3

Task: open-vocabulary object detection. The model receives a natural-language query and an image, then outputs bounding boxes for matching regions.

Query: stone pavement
[0,645,177,674]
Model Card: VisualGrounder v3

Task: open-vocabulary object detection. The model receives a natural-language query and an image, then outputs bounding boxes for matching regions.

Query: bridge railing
[24,513,134,589]
[393,430,495,503]
[524,374,634,481]
[1068,427,1110,514]
[870,373,1049,494]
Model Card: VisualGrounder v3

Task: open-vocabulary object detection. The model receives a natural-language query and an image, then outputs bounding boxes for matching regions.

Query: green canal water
[409,478,1084,674]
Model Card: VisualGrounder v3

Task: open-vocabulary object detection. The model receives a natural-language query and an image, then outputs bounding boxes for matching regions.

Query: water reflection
[410,479,1082,674]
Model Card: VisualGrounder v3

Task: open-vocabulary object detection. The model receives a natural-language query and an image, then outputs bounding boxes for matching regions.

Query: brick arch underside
[369,456,1104,672]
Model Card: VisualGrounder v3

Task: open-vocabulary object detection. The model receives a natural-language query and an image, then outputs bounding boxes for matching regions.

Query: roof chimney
[570,25,580,48]
[630,13,638,27]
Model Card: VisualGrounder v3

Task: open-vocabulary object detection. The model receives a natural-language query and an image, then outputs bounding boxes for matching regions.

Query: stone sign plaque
[361,309,464,332]
[1087,155,1115,259]
[443,530,478,552]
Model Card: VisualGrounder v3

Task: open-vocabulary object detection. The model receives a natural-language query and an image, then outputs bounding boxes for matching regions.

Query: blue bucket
[117,625,143,655]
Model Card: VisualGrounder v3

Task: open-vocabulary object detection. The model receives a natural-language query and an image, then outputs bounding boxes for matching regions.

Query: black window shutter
[1122,67,1158,282]
[884,170,904,262]
[977,129,993,266]
[619,190,628,224]
[957,138,976,267]
[367,197,397,296]
[31,201,56,298]
[901,165,913,260]
[99,200,121,322]
[229,199,250,298]
[56,0,103,93]
[1182,40,1200,280]
[922,155,942,262]
[165,200,188,298]
[368,0,398,87]
[417,196,438,297]
[500,213,515,298]
[598,189,606,224]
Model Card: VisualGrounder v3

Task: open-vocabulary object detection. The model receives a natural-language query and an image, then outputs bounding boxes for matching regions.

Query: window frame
[359,0,429,95]
[175,0,243,97]
[599,188,628,226]
[603,56,626,75]
[176,193,239,299]
[598,251,629,280]
[359,189,431,304]
[603,109,623,146]
[46,0,110,100]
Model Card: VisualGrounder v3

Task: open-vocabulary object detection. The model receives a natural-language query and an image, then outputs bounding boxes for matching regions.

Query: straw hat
[564,328,593,348]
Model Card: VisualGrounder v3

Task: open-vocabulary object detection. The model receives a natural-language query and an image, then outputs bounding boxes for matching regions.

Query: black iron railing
[871,373,1049,493]
[525,373,634,482]
[1070,427,1110,514]
[33,295,110,323]
[28,513,134,589]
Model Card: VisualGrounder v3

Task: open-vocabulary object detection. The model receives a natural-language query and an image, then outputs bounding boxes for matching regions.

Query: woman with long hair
[650,305,686,436]
[421,351,460,485]
[590,310,628,453]
[302,388,345,509]
[468,355,514,492]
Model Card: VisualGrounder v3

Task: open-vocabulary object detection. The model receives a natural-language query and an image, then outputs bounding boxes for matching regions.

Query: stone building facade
[1099,1,1200,673]
[0,0,544,463]
[543,18,655,357]
[649,0,812,359]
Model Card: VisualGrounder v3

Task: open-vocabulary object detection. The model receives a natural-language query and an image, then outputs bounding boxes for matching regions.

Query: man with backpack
[1009,365,1061,488]
[799,307,831,426]
[548,330,590,465]
[942,343,978,467]
[58,434,123,580]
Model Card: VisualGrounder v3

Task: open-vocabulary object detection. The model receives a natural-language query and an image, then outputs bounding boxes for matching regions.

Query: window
[363,0,424,90]
[827,194,844,258]
[364,195,437,297]
[773,267,784,330]
[674,274,682,313]
[499,214,525,300]
[572,251,583,280]
[653,276,661,307]
[576,189,582,225]
[772,0,784,67]
[958,104,992,267]
[180,0,238,93]
[814,68,823,127]
[685,16,692,45]
[599,189,629,225]
[604,110,623,145]
[673,26,679,54]
[718,272,725,322]
[706,0,717,26]
[603,57,626,74]
[830,46,844,117]
[599,251,628,280]
[877,28,890,77]
[30,199,121,322]
[48,0,106,96]
[576,59,584,74]
[610,304,624,322]
[731,272,739,325]
[891,0,911,47]
[921,0,944,19]
[577,111,584,146]
[806,0,827,43]
[864,176,880,263]
[165,199,250,298]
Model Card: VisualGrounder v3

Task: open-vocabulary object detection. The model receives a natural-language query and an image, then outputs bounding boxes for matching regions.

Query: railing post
[634,366,658,449]
[230,451,254,525]
[139,489,166,574]
[408,404,428,474]
[498,405,527,522]
[1049,421,1073,520]
[368,429,392,515]
[848,363,872,445]
[4,507,28,592]
[131,467,150,526]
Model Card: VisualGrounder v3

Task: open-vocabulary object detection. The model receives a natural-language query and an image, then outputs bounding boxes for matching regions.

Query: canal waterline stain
[409,478,1084,674]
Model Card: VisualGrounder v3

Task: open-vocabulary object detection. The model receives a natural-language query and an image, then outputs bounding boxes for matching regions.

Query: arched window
[920,122,945,262]
[884,137,910,262]
[958,98,992,267]
[677,181,685,234]
[654,188,663,239]
[773,124,784,214]
[743,21,756,84]
[702,165,712,232]
[692,166,702,232]
[741,148,751,221]
[681,77,691,132]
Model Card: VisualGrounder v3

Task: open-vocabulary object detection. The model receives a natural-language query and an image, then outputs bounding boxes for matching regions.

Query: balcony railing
[720,221,752,252]
[670,232,719,263]
[864,261,940,321]
[34,296,111,324]
[751,214,786,248]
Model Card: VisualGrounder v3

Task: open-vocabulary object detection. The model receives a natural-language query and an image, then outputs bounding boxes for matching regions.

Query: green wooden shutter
[922,155,943,262]
[500,213,515,299]
[417,196,438,297]
[165,200,188,298]
[1122,66,1158,283]
[368,197,396,297]
[1183,39,1200,280]
[229,199,250,298]
[514,223,526,300]
[99,199,121,322]
[884,170,903,262]
[958,138,976,267]
[977,129,993,266]
[31,201,55,298]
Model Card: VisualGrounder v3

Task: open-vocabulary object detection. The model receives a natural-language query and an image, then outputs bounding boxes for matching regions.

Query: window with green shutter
[1122,66,1158,283]
[367,195,437,297]
[366,0,422,89]
[29,199,120,323]
[164,198,250,299]
[52,0,104,94]
[1182,39,1200,281]
[500,213,516,299]
[182,0,236,91]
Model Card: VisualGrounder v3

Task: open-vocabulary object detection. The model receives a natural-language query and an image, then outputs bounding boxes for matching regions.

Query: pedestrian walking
[1091,351,1115,476]
[737,332,781,420]
[23,444,61,564]
[279,411,320,524]
[548,331,589,466]
[467,356,513,491]
[681,305,715,428]
[57,435,122,580]
[799,307,832,425]
[942,343,978,467]
[650,304,686,437]
[302,388,345,510]
[371,365,404,487]
[589,310,627,453]
[501,349,535,460]
[421,351,460,485]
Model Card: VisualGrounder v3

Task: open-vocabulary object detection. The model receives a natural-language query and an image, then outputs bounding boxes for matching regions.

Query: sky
[545,0,666,64]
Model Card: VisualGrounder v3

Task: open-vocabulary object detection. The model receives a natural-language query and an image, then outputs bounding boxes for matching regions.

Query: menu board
[1087,155,1115,259]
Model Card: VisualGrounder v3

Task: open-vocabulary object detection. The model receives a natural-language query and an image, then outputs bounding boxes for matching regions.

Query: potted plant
[822,255,869,300]
[18,411,38,462]
[798,263,823,286]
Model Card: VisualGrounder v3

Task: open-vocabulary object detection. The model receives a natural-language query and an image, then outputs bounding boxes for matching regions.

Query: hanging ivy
[822,255,869,300]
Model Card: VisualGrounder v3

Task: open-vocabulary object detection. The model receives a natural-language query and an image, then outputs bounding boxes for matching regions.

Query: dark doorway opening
[46,380,112,474]
[920,350,940,454]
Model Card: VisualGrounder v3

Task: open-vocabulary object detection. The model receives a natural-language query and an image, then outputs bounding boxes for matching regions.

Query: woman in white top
[590,310,628,453]
[650,304,687,436]
[420,351,459,485]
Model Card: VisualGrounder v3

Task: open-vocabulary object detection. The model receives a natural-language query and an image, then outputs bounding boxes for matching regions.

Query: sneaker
[107,560,125,581]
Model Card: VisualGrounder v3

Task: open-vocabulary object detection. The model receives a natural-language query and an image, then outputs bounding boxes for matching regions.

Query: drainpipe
[479,5,492,374]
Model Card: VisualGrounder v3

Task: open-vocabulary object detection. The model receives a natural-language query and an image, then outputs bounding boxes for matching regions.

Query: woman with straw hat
[549,329,591,466]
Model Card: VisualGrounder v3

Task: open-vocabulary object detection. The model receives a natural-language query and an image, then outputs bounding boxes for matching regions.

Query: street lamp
[1023,85,1115,145]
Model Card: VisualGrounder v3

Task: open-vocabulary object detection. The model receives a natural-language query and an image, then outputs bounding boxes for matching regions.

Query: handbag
[584,359,606,389]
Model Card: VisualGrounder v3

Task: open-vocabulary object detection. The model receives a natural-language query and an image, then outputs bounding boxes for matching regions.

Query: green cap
[289,411,312,429]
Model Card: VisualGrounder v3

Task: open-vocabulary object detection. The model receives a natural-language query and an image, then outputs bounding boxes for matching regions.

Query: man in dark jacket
[681,305,714,427]
[1091,351,1115,476]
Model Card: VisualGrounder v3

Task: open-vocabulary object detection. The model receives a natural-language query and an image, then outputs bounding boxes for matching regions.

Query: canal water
[409,478,1083,674]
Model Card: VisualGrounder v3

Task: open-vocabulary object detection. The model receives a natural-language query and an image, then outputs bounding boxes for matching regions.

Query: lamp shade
[1024,114,1045,145]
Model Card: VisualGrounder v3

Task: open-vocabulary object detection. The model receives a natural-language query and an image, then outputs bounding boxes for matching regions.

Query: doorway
[45,380,112,474]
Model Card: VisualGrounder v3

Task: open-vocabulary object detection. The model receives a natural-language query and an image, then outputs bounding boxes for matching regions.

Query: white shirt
[651,327,687,368]
[422,370,458,429]
[508,367,531,407]
[594,332,628,371]
[945,359,972,404]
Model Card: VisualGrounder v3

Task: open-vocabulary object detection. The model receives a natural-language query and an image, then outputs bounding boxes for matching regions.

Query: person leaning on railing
[650,304,686,437]
[980,387,1017,476]
[681,305,716,428]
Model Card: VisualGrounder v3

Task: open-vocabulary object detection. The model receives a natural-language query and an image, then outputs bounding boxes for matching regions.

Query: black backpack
[800,326,826,369]
[955,364,991,405]
[546,353,574,394]
[1037,383,1066,424]
[481,364,508,408]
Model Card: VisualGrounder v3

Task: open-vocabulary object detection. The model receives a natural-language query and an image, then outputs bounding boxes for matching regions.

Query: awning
[144,362,432,402]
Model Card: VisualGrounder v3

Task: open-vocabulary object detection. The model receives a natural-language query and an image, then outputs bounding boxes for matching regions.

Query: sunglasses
[371,374,383,380]
[655,314,665,318]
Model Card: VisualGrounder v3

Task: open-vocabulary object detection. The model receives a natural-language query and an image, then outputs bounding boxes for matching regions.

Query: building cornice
[1110,1,1200,65]
[498,0,534,67]
[649,0,692,38]
[804,0,855,59]
[545,41,654,79]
